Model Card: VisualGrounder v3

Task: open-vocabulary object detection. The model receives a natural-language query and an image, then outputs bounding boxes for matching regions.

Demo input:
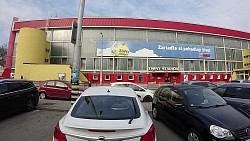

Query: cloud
[129,48,158,57]
[0,0,45,44]
[0,0,78,44]
[85,0,250,33]
[97,47,158,57]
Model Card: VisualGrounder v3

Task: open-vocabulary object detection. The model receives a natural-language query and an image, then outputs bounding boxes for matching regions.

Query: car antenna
[107,89,110,93]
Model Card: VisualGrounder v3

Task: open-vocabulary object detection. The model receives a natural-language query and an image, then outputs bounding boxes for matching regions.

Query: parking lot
[0,99,184,141]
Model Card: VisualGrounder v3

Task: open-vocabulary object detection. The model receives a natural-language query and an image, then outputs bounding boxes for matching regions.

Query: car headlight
[210,125,234,139]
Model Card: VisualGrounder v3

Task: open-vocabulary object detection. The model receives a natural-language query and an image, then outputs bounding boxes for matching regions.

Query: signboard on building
[97,41,215,59]
[148,67,179,71]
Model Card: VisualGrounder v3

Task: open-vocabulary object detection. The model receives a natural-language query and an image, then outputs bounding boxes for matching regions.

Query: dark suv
[212,83,250,117]
[152,84,250,141]
[0,79,39,117]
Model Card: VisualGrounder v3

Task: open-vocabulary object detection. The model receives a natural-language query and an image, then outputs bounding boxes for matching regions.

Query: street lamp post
[100,33,103,85]
[71,0,85,104]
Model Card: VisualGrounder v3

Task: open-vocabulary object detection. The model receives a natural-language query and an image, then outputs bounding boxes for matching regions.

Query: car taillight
[140,124,156,141]
[54,122,67,141]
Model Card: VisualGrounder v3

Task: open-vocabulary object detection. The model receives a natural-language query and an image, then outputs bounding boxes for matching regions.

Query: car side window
[239,88,250,99]
[56,82,68,89]
[0,83,8,94]
[154,87,163,97]
[159,87,171,102]
[224,87,241,98]
[227,87,250,99]
[6,82,23,92]
[20,82,34,89]
[168,89,183,105]
[46,81,55,87]
[128,84,143,91]
[213,87,226,96]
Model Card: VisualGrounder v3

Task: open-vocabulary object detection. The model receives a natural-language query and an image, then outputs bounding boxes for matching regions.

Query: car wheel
[152,106,159,120]
[186,129,203,141]
[143,95,153,102]
[26,98,36,112]
[39,92,47,99]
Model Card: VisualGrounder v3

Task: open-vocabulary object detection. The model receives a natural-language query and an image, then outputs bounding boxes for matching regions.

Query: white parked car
[53,86,156,141]
[110,82,154,102]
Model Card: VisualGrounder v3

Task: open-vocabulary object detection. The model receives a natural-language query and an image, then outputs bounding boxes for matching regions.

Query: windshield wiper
[209,104,227,107]
[129,98,137,124]
[191,105,210,108]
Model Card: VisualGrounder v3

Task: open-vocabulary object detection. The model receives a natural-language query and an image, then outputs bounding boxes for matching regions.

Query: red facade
[84,72,230,84]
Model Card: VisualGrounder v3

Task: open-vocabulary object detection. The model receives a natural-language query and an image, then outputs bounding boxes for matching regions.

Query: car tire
[186,128,203,141]
[26,98,36,112]
[152,105,159,120]
[39,92,47,99]
[143,95,153,102]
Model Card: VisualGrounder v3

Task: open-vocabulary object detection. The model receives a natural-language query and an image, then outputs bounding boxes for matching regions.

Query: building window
[189,60,194,71]
[139,75,144,82]
[81,58,86,70]
[128,75,134,80]
[117,75,122,80]
[105,74,110,80]
[93,74,98,80]
[128,59,133,70]
[192,75,196,80]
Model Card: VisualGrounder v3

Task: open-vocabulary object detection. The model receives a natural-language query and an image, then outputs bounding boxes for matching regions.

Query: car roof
[82,86,137,97]
[161,84,206,90]
[183,81,210,83]
[0,79,31,83]
[219,83,250,88]
[110,82,135,84]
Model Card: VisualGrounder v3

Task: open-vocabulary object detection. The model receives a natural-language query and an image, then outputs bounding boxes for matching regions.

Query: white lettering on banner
[148,67,179,71]
[157,45,211,53]
[158,45,178,50]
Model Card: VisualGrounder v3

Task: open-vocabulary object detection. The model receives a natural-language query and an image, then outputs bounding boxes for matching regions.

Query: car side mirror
[137,94,141,99]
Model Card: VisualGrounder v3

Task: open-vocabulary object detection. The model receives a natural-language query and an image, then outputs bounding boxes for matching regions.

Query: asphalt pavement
[37,99,152,112]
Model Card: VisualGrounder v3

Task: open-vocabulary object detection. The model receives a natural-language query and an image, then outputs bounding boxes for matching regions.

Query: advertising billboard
[97,41,215,59]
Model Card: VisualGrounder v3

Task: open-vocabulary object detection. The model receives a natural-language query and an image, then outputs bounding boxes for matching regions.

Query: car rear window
[71,96,141,120]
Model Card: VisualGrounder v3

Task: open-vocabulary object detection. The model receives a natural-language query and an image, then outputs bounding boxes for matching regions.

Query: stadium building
[4,17,250,84]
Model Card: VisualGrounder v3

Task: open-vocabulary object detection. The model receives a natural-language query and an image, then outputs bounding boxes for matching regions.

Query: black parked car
[0,79,39,117]
[181,81,217,89]
[152,84,250,141]
[212,83,250,117]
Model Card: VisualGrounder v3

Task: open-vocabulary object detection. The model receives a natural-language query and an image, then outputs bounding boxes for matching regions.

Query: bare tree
[0,44,7,69]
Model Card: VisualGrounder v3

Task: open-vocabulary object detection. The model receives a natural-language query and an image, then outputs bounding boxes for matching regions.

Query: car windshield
[71,95,140,120]
[184,88,227,108]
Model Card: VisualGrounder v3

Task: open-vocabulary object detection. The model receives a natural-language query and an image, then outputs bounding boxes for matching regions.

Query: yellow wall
[15,28,50,79]
[243,50,250,68]
[21,64,71,81]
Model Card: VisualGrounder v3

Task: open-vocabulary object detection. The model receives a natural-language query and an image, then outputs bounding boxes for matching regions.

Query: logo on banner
[111,42,129,56]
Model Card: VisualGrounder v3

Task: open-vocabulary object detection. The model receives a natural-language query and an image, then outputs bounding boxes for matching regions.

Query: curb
[36,107,69,112]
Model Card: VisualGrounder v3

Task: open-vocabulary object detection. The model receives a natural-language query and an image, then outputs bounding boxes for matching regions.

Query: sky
[0,0,250,45]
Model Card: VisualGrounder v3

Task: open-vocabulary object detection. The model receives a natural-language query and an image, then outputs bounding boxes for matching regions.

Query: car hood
[192,105,250,130]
